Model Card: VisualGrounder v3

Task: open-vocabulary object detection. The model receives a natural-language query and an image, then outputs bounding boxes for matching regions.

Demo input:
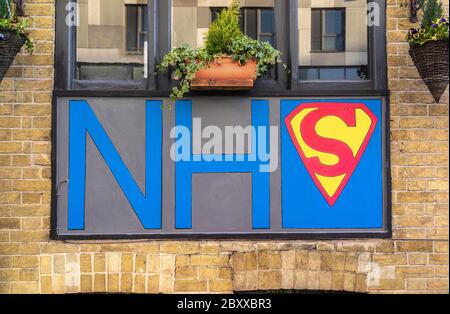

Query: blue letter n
[68,100,162,230]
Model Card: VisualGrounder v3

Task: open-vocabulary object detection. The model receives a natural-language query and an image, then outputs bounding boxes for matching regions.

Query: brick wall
[0,0,448,294]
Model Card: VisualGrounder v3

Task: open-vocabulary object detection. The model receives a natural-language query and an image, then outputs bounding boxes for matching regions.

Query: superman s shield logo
[285,102,378,206]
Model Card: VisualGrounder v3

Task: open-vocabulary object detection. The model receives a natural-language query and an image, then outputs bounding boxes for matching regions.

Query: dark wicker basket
[409,40,449,103]
[0,28,27,83]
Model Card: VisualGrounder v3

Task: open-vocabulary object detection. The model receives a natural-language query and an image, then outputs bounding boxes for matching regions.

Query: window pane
[299,0,368,81]
[324,10,343,35]
[260,9,274,34]
[244,8,258,40]
[172,0,275,48]
[310,10,321,51]
[319,67,345,80]
[76,0,148,81]
[299,67,319,80]
[126,6,138,51]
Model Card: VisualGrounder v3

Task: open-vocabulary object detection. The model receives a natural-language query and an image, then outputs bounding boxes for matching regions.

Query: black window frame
[54,0,387,96]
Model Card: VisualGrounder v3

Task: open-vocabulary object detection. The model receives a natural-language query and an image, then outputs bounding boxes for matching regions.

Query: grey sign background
[54,96,389,238]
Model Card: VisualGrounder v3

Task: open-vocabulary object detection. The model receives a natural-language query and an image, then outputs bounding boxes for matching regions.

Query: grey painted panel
[54,96,389,237]
[192,173,252,232]
[192,97,252,155]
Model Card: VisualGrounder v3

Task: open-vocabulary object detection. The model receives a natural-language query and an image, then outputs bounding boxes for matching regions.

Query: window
[311,9,345,52]
[75,0,148,82]
[297,0,370,84]
[55,0,386,93]
[126,4,148,53]
[171,0,283,89]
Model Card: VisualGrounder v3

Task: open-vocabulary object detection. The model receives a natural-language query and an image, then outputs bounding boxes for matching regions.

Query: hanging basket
[409,40,449,103]
[0,28,27,83]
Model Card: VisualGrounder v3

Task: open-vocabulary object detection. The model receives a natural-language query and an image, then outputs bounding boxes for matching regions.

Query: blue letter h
[175,100,270,229]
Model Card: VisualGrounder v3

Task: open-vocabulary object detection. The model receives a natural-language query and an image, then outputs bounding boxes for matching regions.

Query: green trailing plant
[406,0,448,45]
[0,0,34,53]
[158,0,285,102]
[158,45,211,101]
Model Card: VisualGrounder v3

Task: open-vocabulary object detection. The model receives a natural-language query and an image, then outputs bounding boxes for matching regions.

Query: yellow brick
[245,252,257,270]
[41,275,53,294]
[258,271,282,290]
[218,267,232,280]
[427,279,449,291]
[372,254,407,266]
[198,267,217,280]
[11,256,39,268]
[396,266,434,279]
[175,255,189,267]
[200,243,220,254]
[429,254,449,265]
[434,242,449,253]
[307,271,320,290]
[134,254,147,273]
[93,254,106,272]
[121,273,133,292]
[355,274,367,293]
[230,252,245,271]
[190,255,228,266]
[408,253,427,265]
[407,278,426,291]
[80,274,93,293]
[319,271,332,290]
[343,272,356,292]
[372,279,405,291]
[80,254,92,273]
[148,255,160,273]
[160,242,199,254]
[209,279,233,292]
[174,280,207,292]
[11,281,40,294]
[331,271,345,291]
[270,252,282,269]
[332,253,346,271]
[107,274,119,293]
[134,274,146,293]
[20,269,39,281]
[93,274,106,292]
[397,241,433,252]
[258,250,271,270]
[176,266,197,279]
[121,253,134,272]
[147,275,159,293]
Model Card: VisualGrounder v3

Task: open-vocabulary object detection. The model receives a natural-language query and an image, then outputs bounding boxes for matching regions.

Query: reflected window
[76,0,148,81]
[311,9,345,52]
[211,7,275,46]
[126,4,148,53]
[172,0,275,48]
[299,0,368,81]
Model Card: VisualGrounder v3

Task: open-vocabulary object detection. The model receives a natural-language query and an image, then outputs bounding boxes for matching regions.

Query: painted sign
[53,97,388,238]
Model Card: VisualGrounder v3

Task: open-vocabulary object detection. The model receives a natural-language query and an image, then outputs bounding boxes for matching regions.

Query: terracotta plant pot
[191,56,257,90]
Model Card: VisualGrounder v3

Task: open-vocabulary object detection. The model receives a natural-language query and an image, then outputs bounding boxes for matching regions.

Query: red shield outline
[285,102,378,206]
